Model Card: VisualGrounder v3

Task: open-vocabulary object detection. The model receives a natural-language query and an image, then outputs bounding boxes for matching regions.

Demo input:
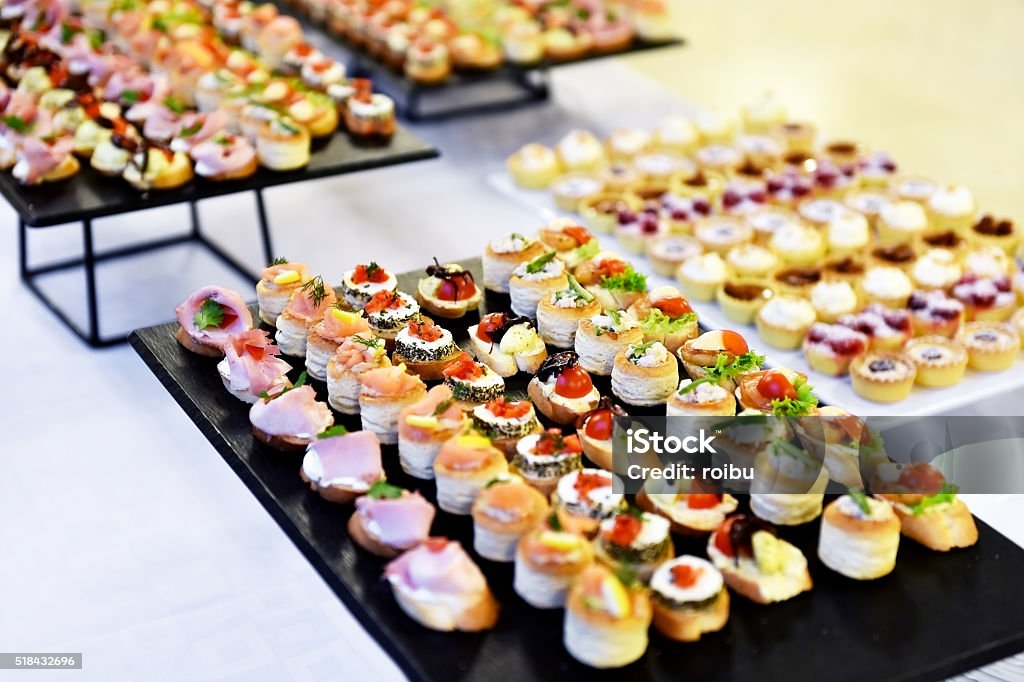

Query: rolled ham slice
[355,492,435,550]
[171,109,230,152]
[223,330,291,396]
[308,429,383,485]
[249,385,332,438]
[175,285,253,349]
[385,539,487,595]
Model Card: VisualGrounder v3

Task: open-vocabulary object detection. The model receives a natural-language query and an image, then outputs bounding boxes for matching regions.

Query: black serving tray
[129,259,1024,682]
[1,125,437,228]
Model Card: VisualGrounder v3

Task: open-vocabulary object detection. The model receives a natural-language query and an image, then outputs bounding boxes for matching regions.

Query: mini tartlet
[726,243,778,279]
[646,234,704,277]
[802,322,869,376]
[952,275,1015,322]
[676,252,728,301]
[970,214,1019,255]
[926,184,975,234]
[904,336,969,387]
[878,200,929,245]
[507,142,561,188]
[838,305,913,352]
[907,290,965,338]
[717,280,773,324]
[755,295,816,349]
[859,266,913,309]
[849,351,917,403]
[694,216,753,256]
[809,279,859,323]
[956,322,1020,371]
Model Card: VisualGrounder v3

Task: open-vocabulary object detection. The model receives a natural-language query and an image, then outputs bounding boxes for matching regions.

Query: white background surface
[1,59,1023,681]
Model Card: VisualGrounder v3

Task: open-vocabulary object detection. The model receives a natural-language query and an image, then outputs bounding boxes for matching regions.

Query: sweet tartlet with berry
[810,159,859,198]
[802,323,869,377]
[615,204,664,253]
[551,173,605,212]
[837,305,912,352]
[857,151,898,187]
[646,234,703,278]
[579,193,640,235]
[416,259,481,319]
[694,216,754,256]
[660,193,713,233]
[952,274,1015,321]
[907,290,965,337]
[904,336,969,387]
[956,322,1020,371]
[849,351,917,403]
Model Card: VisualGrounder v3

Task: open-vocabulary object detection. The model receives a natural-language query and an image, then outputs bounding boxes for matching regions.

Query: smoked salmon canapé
[256,259,310,325]
[470,474,549,562]
[326,333,391,414]
[249,378,334,452]
[217,330,292,403]
[358,364,427,445]
[468,312,548,377]
[397,385,469,480]
[384,538,498,632]
[564,565,652,669]
[416,260,481,319]
[349,482,436,558]
[300,427,384,504]
[339,262,398,310]
[391,317,462,380]
[275,275,337,357]
[514,513,595,609]
[433,433,509,515]
[176,285,254,357]
[305,306,371,381]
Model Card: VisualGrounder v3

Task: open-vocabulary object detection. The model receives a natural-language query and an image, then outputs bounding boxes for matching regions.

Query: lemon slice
[456,435,492,449]
[538,531,579,551]
[273,270,301,285]
[331,308,359,324]
[405,415,439,429]
[601,574,631,618]
[752,530,783,574]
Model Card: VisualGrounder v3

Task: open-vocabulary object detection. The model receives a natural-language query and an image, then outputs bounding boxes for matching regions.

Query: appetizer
[442,352,506,406]
[349,482,436,558]
[358,364,427,444]
[469,313,548,377]
[650,556,730,643]
[218,330,292,403]
[818,492,901,580]
[471,474,549,562]
[611,341,679,406]
[677,329,760,391]
[482,232,547,293]
[551,469,625,537]
[176,285,253,356]
[511,428,585,497]
[575,310,644,376]
[391,317,461,380]
[300,427,384,503]
[363,290,421,344]
[508,251,569,318]
[433,433,509,515]
[536,276,601,349]
[575,399,627,470]
[515,513,595,609]
[575,252,648,310]
[626,285,699,354]
[874,463,978,551]
[849,352,917,403]
[667,379,737,417]
[249,376,333,452]
[537,218,599,268]
[471,397,542,456]
[325,333,390,414]
[275,276,337,357]
[564,565,652,669]
[750,441,830,525]
[306,307,371,381]
[339,262,398,310]
[707,515,813,604]
[384,538,498,632]
[528,352,601,425]
[256,259,310,325]
[397,385,467,479]
[416,259,481,319]
[637,481,739,536]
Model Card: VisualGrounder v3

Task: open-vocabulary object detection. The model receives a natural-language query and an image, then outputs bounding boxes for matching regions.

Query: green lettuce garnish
[573,239,600,262]
[679,350,764,393]
[600,268,647,292]
[770,377,819,417]
[642,308,698,335]
[906,483,959,515]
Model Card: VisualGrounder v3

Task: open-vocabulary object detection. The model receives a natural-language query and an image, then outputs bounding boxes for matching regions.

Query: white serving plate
[488,172,1024,417]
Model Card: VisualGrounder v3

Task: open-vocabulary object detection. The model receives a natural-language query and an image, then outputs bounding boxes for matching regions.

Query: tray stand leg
[252,188,275,265]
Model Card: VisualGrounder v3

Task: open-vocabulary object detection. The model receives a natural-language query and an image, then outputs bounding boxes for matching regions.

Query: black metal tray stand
[130,259,1024,682]
[4,127,438,347]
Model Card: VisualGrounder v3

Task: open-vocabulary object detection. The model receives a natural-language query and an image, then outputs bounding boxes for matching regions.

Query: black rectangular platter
[130,258,1024,682]
[1,125,437,228]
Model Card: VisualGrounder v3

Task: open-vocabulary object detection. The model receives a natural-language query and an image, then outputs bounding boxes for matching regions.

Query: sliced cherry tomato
[244,343,266,361]
[897,463,945,494]
[686,493,722,509]
[563,225,593,246]
[584,410,614,440]
[757,371,797,401]
[721,330,749,355]
[442,352,484,381]
[653,296,693,318]
[485,396,531,419]
[352,263,389,284]
[364,291,402,314]
[713,517,738,557]
[408,319,442,342]
[423,537,448,552]
[604,514,642,547]
[574,471,610,502]
[601,259,628,277]
[476,313,504,343]
[219,309,238,329]
[436,273,476,301]
[555,366,593,399]
[670,563,704,588]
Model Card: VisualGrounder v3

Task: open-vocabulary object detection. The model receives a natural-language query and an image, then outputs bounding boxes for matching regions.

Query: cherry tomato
[757,371,797,401]
[584,410,614,440]
[476,313,503,343]
[436,279,459,301]
[555,366,594,399]
[714,517,737,557]
[563,225,592,246]
[721,330,749,355]
[219,309,238,329]
[653,297,693,318]
[686,494,722,509]
[423,537,448,552]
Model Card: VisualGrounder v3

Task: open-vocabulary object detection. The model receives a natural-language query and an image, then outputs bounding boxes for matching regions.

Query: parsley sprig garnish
[178,120,203,138]
[259,371,307,401]
[163,95,187,114]
[770,377,818,417]
[367,480,403,500]
[2,115,32,133]
[547,511,564,531]
[193,299,225,329]
[317,425,349,439]
[301,275,327,308]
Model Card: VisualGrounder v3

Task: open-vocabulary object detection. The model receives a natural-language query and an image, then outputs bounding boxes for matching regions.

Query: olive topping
[728,514,775,563]
[536,351,580,382]
[425,257,472,280]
